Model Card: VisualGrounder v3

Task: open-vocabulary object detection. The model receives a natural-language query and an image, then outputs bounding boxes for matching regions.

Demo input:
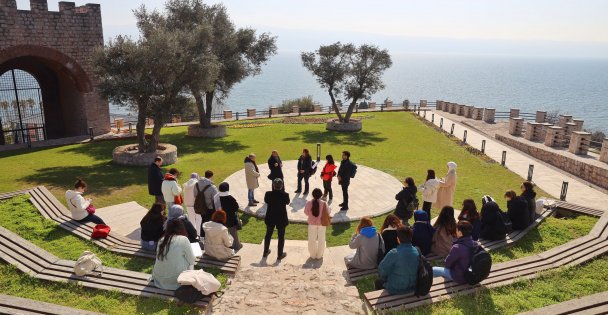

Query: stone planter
[187,124,227,138]
[113,143,177,166]
[326,119,362,132]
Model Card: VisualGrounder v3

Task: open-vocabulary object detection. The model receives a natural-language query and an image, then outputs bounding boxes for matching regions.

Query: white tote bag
[73,250,103,277]
[177,270,221,295]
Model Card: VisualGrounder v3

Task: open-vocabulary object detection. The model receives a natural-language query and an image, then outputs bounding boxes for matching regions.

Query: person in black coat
[267,150,284,181]
[140,203,166,251]
[295,149,313,194]
[394,177,418,225]
[337,151,356,211]
[505,190,531,230]
[479,196,507,241]
[263,178,290,260]
[148,157,164,204]
[380,214,402,257]
[520,181,537,224]
[217,182,242,251]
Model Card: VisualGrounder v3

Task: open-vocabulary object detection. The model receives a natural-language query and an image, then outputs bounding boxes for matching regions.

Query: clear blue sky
[16,0,608,58]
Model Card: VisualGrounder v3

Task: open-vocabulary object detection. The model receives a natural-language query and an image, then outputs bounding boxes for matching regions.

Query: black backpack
[499,211,513,234]
[193,183,212,215]
[464,245,492,285]
[174,285,205,304]
[415,247,433,297]
[350,163,358,178]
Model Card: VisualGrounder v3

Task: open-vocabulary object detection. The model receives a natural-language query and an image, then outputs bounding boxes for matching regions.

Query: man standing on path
[337,151,356,212]
[195,170,220,237]
[148,157,164,204]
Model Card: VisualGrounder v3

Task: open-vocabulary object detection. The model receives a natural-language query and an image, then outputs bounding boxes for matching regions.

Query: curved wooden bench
[347,206,556,282]
[0,294,102,315]
[362,204,608,311]
[0,187,240,275]
[518,291,608,315]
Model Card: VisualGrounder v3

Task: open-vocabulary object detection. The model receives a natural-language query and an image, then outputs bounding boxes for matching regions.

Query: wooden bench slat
[0,294,103,315]
[517,291,608,315]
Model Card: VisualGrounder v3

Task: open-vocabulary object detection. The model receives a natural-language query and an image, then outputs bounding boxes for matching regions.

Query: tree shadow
[331,220,352,236]
[284,130,387,147]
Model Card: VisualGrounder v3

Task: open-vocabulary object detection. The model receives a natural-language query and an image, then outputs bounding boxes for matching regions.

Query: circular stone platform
[223,160,403,223]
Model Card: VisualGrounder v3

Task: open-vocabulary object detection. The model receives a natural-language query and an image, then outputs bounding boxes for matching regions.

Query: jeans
[247,189,255,203]
[141,240,157,251]
[228,226,242,251]
[432,267,453,280]
[422,201,432,221]
[297,173,310,193]
[78,213,105,225]
[307,225,326,259]
[263,223,286,256]
[341,183,349,208]
[322,180,333,199]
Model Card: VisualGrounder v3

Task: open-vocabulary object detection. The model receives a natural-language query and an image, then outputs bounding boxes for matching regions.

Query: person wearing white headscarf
[183,173,202,235]
[435,162,458,210]
[166,205,199,243]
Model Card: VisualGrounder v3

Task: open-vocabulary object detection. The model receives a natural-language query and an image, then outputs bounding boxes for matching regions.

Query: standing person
[202,210,235,261]
[140,203,166,251]
[432,220,478,283]
[479,195,507,241]
[148,157,164,204]
[161,168,182,208]
[304,188,331,259]
[65,179,105,224]
[244,154,261,207]
[183,173,201,235]
[295,148,313,194]
[375,226,419,294]
[435,162,457,210]
[431,206,457,258]
[505,190,531,230]
[412,210,435,256]
[216,182,242,251]
[344,217,384,270]
[380,214,402,256]
[151,219,196,290]
[420,169,440,220]
[195,171,220,232]
[320,154,337,201]
[520,181,537,224]
[166,205,199,243]
[458,199,481,241]
[263,179,290,260]
[395,177,418,225]
[337,151,356,212]
[267,150,284,182]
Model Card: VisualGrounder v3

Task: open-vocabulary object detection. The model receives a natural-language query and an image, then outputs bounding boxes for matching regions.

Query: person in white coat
[201,210,235,260]
[65,179,105,224]
[420,169,440,221]
[183,173,202,235]
[161,168,182,208]
[244,153,261,207]
[435,162,457,211]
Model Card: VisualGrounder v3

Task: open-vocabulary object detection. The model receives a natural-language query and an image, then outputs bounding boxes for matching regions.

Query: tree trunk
[147,117,163,153]
[344,98,359,123]
[202,90,214,129]
[328,88,343,122]
[193,89,206,127]
[136,108,146,153]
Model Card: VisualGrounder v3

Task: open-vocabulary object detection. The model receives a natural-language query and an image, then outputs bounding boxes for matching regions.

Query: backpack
[415,247,433,297]
[194,183,212,215]
[350,163,358,178]
[73,251,103,277]
[464,245,492,285]
[174,285,205,304]
[91,224,111,239]
[499,211,513,234]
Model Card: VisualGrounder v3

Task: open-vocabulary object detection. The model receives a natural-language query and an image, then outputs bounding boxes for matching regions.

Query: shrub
[276,96,316,114]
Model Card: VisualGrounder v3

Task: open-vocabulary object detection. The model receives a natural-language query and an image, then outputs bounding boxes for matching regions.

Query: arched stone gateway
[0,0,110,145]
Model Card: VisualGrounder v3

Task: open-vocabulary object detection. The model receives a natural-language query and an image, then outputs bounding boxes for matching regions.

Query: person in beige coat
[202,210,235,261]
[435,162,457,210]
[244,153,261,207]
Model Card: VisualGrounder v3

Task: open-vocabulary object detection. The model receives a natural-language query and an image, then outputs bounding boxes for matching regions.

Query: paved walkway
[419,111,608,212]
[97,202,148,241]
[224,160,403,223]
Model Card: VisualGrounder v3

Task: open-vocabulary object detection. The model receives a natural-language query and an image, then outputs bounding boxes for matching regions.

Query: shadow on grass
[284,130,387,146]
[331,221,352,237]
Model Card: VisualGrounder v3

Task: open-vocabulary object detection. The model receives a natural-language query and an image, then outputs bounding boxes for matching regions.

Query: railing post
[527,164,534,181]
[431,113,435,123]
[236,112,240,120]
[89,127,94,141]
[129,122,132,133]
[463,130,468,143]
[481,139,486,153]
[381,104,384,112]
[423,110,427,118]
[501,150,507,166]
[560,181,569,201]
[440,118,444,129]
[316,143,321,161]
[450,123,455,135]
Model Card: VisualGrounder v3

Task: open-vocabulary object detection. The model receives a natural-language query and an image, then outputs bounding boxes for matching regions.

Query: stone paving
[223,160,404,223]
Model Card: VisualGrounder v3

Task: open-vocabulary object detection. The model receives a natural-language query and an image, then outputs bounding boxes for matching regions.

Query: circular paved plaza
[223,160,403,223]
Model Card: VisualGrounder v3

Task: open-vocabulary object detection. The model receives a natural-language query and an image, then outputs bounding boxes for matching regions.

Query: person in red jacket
[320,154,337,201]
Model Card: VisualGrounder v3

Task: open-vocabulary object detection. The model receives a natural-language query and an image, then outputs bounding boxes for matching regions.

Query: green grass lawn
[0,112,551,246]
[0,195,226,314]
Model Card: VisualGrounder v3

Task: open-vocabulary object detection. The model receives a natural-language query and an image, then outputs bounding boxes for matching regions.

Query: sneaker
[340,207,348,211]
[248,202,256,207]
[253,199,260,203]
[278,252,287,260]
[263,249,271,258]
[294,190,301,193]
[338,203,344,207]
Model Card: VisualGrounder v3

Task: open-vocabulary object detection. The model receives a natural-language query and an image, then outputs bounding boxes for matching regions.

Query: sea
[109,52,608,132]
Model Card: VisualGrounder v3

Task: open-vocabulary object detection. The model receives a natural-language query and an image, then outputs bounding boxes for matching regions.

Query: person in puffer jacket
[344,217,384,269]
[202,210,235,261]
[412,210,434,255]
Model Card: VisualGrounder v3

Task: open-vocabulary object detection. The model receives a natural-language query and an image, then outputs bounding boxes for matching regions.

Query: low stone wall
[112,143,178,166]
[187,124,227,138]
[326,119,362,132]
[495,134,608,189]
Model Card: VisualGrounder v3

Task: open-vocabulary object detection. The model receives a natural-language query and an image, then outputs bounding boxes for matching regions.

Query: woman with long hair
[267,150,284,182]
[140,203,166,251]
[320,154,337,200]
[202,210,235,260]
[263,178,290,260]
[380,214,402,256]
[435,162,457,210]
[520,181,537,224]
[395,177,418,225]
[65,179,105,224]
[151,219,196,290]
[344,217,384,269]
[304,188,331,259]
[458,199,481,240]
[295,148,313,194]
[431,206,457,257]
[420,169,440,220]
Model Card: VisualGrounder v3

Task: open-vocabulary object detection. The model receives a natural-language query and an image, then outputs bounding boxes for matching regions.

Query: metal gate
[0,69,46,146]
